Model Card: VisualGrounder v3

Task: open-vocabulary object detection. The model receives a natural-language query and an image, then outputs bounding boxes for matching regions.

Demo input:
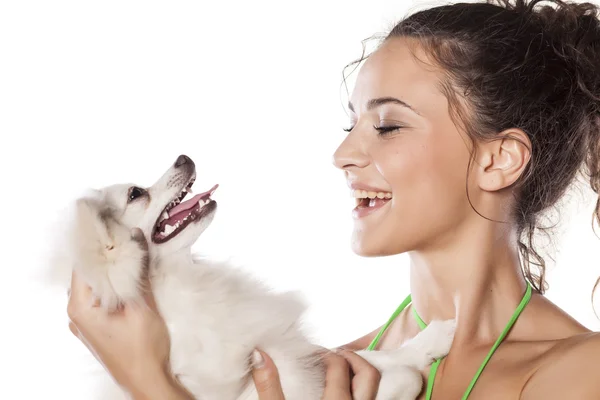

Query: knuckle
[366,366,381,382]
[325,352,346,366]
[66,301,78,321]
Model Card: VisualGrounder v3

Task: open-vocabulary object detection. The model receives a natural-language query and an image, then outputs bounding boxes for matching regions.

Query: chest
[414,342,546,400]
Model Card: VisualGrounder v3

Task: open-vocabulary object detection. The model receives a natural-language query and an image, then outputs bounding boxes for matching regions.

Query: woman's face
[333,37,474,257]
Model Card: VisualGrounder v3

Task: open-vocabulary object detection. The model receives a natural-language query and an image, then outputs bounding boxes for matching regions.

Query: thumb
[251,349,286,400]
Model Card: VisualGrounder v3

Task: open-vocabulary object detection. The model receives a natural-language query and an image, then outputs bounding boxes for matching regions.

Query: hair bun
[534,1,600,104]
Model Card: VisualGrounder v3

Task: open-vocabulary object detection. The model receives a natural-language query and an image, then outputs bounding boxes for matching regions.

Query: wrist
[128,366,194,400]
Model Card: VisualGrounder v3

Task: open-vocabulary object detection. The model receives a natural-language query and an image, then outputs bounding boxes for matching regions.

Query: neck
[154,247,194,266]
[408,222,528,347]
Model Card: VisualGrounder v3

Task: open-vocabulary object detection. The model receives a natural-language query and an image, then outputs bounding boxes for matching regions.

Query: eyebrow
[348,97,421,116]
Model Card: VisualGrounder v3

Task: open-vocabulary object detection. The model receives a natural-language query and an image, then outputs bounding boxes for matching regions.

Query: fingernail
[251,349,265,369]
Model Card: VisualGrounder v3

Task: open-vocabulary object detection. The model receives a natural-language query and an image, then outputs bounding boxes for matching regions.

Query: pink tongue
[168,184,218,216]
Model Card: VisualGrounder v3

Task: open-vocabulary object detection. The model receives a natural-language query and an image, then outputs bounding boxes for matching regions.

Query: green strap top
[366,284,532,400]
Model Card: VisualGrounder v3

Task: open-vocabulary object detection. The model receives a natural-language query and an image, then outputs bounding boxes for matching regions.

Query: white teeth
[187,187,193,194]
[352,189,392,199]
[163,224,175,235]
[197,198,212,208]
[162,211,169,221]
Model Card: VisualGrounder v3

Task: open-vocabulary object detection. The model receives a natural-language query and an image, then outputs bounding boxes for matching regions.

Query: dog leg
[356,319,456,400]
[399,319,456,370]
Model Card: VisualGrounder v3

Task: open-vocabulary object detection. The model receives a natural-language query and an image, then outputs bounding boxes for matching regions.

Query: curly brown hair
[343,0,600,297]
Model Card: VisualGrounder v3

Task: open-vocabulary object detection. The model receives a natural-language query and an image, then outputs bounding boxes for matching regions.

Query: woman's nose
[332,133,369,170]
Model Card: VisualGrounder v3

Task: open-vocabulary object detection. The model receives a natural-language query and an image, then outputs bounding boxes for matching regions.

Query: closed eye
[343,125,406,135]
[374,125,404,136]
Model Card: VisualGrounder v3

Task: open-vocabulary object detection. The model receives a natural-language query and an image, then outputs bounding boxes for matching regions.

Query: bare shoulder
[521,331,600,399]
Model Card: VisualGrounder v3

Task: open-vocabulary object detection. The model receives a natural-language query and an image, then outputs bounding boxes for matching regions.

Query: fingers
[67,270,93,322]
[251,349,285,400]
[321,351,352,400]
[68,270,92,304]
[68,321,79,337]
[337,350,381,400]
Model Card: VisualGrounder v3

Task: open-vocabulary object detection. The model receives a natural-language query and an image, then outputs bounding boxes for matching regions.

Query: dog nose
[174,155,191,168]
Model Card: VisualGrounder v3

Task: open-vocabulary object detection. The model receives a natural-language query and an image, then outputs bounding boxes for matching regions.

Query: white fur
[49,156,455,400]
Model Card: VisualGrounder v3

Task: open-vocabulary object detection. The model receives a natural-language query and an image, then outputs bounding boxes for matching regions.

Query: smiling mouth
[352,189,392,207]
[152,174,219,243]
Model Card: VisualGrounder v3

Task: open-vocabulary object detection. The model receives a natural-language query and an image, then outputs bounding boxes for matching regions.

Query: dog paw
[421,319,456,361]
[376,365,422,400]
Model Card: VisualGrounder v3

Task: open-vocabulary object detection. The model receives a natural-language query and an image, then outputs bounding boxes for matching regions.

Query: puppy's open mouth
[152,175,218,243]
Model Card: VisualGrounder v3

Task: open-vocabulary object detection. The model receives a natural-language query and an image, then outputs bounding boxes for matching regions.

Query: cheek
[378,140,430,193]
[379,138,470,234]
[384,134,467,193]
[123,206,154,229]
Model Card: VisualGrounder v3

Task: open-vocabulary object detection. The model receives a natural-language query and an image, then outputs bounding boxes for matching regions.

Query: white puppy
[51,155,455,400]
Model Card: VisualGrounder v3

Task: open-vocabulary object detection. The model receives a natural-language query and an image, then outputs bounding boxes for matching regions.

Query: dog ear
[43,194,118,292]
[70,196,148,309]
[73,197,116,254]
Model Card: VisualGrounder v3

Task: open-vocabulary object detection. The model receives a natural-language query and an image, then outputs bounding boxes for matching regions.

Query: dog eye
[128,187,146,202]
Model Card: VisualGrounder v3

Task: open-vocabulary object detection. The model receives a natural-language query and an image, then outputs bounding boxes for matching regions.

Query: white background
[1,0,599,398]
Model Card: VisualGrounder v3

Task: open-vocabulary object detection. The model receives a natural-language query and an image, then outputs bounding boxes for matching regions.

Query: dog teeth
[161,211,169,221]
[163,224,175,235]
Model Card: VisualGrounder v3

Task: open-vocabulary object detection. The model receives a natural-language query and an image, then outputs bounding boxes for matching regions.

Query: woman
[67,0,600,398]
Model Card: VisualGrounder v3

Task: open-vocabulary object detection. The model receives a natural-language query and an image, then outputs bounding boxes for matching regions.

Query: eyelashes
[343,125,405,136]
[374,125,403,136]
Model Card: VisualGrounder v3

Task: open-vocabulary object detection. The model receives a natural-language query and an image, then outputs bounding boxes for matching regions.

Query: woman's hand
[250,348,382,400]
[67,228,193,400]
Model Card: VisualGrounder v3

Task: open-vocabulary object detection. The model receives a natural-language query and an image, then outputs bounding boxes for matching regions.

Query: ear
[73,197,116,253]
[476,129,532,192]
[43,196,116,292]
[71,197,147,309]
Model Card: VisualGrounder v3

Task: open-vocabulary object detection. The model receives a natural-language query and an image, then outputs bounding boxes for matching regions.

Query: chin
[351,232,390,257]
[351,226,416,257]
